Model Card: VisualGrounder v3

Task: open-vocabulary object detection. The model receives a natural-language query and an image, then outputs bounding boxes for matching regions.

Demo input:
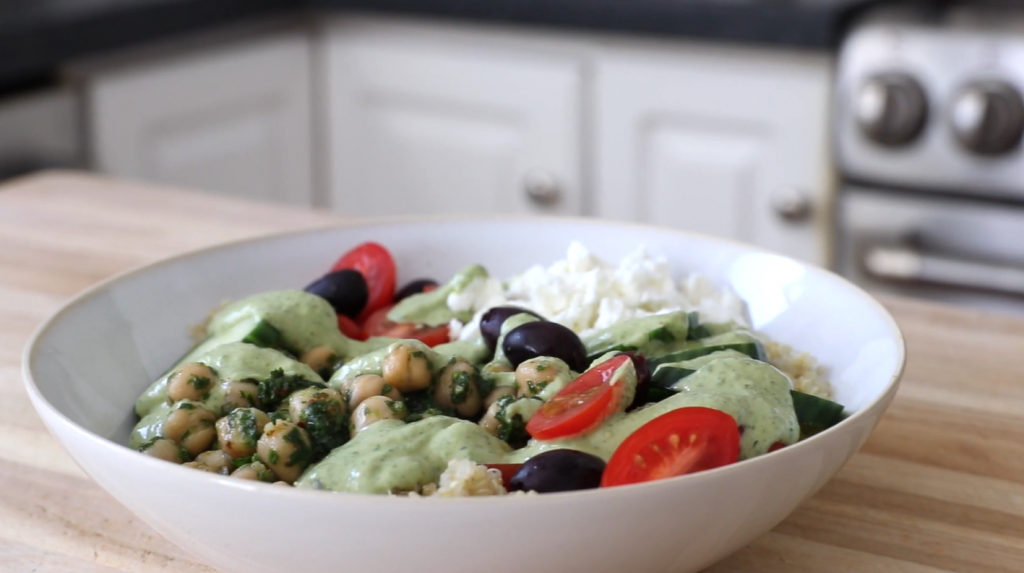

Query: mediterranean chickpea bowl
[23,217,904,573]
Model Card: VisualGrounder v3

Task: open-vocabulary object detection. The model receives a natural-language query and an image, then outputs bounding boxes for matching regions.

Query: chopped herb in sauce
[450,370,471,405]
[257,369,325,408]
[283,427,312,467]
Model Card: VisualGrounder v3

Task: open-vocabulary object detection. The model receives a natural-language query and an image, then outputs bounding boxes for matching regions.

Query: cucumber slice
[646,386,677,403]
[686,313,743,340]
[790,390,845,431]
[583,311,691,362]
[686,312,711,340]
[241,319,282,349]
[650,349,750,388]
[647,331,765,368]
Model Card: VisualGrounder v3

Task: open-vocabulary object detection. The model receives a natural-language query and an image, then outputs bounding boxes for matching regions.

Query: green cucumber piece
[646,386,678,403]
[650,349,750,388]
[686,313,743,340]
[686,312,711,340]
[790,390,845,431]
[242,319,282,349]
[583,312,691,362]
[647,331,765,368]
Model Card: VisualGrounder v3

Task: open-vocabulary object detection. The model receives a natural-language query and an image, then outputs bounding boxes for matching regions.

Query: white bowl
[23,218,904,573]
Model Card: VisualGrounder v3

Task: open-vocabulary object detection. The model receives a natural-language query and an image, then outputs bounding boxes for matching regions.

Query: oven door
[837,185,1024,316]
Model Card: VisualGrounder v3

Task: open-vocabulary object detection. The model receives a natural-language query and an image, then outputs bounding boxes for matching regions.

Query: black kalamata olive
[480,306,545,351]
[394,278,438,302]
[509,450,606,494]
[304,269,369,318]
[502,321,587,372]
[623,351,651,411]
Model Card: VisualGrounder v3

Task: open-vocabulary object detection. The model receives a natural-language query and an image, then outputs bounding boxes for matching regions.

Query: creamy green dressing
[582,311,691,357]
[295,417,511,494]
[433,339,491,365]
[652,349,750,378]
[206,290,394,360]
[134,342,321,418]
[508,357,797,463]
[387,265,489,326]
[130,401,176,448]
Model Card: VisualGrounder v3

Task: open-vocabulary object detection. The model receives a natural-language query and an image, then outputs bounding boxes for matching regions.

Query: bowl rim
[22,213,906,504]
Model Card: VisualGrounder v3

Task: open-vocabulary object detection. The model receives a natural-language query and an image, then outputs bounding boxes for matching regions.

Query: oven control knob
[854,73,928,147]
[950,81,1024,156]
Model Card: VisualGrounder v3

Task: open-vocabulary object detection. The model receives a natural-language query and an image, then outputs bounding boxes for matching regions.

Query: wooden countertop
[2,172,1022,572]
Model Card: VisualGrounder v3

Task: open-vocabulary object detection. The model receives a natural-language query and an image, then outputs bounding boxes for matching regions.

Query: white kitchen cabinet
[323,20,583,217]
[87,33,314,206]
[593,45,833,264]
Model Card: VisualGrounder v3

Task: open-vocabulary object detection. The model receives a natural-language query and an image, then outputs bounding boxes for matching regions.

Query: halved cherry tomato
[331,242,396,323]
[526,355,631,441]
[768,441,786,452]
[337,314,367,341]
[484,463,522,490]
[601,407,740,488]
[362,305,451,347]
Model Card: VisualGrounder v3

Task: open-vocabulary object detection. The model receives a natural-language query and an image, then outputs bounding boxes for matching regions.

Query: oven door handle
[862,245,1024,297]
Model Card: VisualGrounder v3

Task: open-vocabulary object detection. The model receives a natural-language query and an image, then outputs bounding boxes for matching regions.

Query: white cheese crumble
[449,241,749,341]
[416,459,507,497]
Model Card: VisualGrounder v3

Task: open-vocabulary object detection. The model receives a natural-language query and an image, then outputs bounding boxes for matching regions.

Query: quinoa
[760,337,833,400]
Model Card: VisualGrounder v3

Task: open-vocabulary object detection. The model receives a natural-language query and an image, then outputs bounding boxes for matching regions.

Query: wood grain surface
[1,172,1022,573]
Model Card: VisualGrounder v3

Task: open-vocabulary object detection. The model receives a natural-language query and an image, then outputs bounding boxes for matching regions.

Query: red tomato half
[601,407,740,488]
[337,314,367,341]
[363,305,451,347]
[331,242,396,323]
[526,355,631,441]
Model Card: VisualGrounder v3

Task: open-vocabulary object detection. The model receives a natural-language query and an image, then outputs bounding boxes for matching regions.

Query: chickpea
[185,450,234,475]
[257,420,313,484]
[138,438,190,464]
[167,363,218,402]
[219,379,261,413]
[288,387,346,425]
[343,374,402,411]
[163,402,218,456]
[482,361,514,376]
[478,396,540,442]
[381,343,432,392]
[349,395,407,436]
[483,386,515,408]
[288,387,347,455]
[216,408,271,459]
[434,358,483,418]
[231,461,277,482]
[300,345,338,377]
[479,400,502,436]
[515,357,569,398]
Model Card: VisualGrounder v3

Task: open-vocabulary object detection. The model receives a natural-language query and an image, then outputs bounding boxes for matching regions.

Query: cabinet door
[594,46,832,264]
[324,22,582,217]
[88,33,314,206]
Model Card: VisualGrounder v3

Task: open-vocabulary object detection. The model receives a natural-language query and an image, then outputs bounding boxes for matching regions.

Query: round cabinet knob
[854,73,928,147]
[950,81,1024,156]
[772,188,813,224]
[523,170,561,206]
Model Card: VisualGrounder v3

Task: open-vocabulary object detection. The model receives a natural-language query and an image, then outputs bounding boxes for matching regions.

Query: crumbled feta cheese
[448,242,749,341]
[416,459,507,497]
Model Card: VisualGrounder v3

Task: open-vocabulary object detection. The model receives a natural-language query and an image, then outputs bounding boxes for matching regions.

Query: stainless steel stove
[835,4,1024,316]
